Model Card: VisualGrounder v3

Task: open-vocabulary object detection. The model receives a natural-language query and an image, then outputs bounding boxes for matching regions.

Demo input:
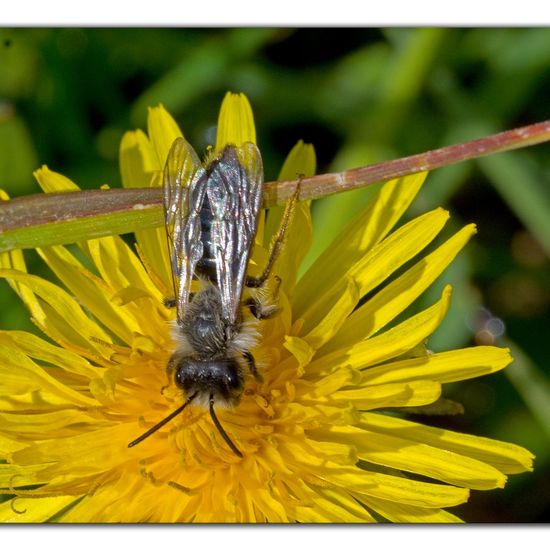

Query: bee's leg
[244,298,278,320]
[164,293,196,309]
[166,353,177,380]
[245,276,281,320]
[163,297,177,309]
[246,180,301,289]
[242,350,263,382]
[160,354,177,396]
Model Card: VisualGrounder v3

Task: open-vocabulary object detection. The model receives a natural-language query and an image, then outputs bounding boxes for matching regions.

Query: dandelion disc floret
[0,92,533,523]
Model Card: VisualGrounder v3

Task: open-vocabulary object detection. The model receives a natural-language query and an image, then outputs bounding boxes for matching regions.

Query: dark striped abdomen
[195,197,218,282]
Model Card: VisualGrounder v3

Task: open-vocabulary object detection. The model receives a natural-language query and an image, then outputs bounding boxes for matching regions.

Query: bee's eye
[226,369,242,390]
[174,359,195,389]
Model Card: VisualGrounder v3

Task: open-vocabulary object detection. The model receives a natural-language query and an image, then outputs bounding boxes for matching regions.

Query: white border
[1,0,549,26]
[2,524,548,550]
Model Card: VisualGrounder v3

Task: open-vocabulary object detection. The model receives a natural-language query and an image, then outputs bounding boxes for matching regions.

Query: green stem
[1,120,549,253]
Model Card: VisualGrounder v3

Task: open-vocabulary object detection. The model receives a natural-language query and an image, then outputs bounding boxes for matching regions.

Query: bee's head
[174,358,244,405]
[128,357,245,456]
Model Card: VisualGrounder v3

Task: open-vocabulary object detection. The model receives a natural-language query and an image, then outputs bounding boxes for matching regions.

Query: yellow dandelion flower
[0,93,534,523]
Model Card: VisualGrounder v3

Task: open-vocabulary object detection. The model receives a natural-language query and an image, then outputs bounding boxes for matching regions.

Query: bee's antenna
[209,395,243,458]
[128,391,199,448]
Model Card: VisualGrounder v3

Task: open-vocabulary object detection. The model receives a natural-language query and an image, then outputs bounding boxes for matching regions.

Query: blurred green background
[1,28,549,522]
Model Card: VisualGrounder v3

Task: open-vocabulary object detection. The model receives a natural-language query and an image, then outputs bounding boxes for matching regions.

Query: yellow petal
[322,224,477,354]
[297,486,374,522]
[312,285,452,370]
[0,463,45,486]
[302,275,360,350]
[83,237,163,301]
[318,465,470,508]
[297,208,450,335]
[299,365,360,399]
[12,424,132,477]
[119,129,173,291]
[34,166,80,193]
[295,172,427,313]
[0,495,77,523]
[332,380,442,409]
[357,440,507,490]
[357,495,463,523]
[134,234,173,300]
[215,92,256,150]
[147,104,183,168]
[0,334,96,407]
[277,139,317,182]
[283,335,315,370]
[236,460,288,522]
[59,472,153,522]
[1,330,101,379]
[79,237,170,346]
[278,438,469,507]
[347,208,449,296]
[0,268,113,358]
[37,245,142,346]
[360,346,512,385]
[263,140,316,297]
[0,434,27,455]
[119,129,158,188]
[293,505,342,523]
[0,409,101,440]
[360,412,534,475]
[312,424,507,490]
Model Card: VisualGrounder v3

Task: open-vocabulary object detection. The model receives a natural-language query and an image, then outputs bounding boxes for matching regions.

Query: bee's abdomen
[195,198,217,281]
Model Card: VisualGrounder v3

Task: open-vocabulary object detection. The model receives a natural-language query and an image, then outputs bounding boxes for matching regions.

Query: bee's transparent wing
[163,137,207,324]
[206,143,264,327]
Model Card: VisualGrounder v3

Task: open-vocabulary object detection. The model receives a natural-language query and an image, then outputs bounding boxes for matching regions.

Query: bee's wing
[206,143,263,327]
[163,137,207,324]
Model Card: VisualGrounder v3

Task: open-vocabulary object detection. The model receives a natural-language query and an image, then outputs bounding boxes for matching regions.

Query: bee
[128,137,298,457]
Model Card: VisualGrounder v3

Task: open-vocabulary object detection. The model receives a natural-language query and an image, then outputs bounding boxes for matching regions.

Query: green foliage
[1,27,549,521]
